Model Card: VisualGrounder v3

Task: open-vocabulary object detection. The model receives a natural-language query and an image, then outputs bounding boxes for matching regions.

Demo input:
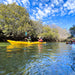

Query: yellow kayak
[7,40,46,45]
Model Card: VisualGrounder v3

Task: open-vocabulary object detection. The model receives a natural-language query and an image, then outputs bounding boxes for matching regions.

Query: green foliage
[39,25,59,41]
[0,3,70,41]
[69,25,75,37]
[0,3,30,37]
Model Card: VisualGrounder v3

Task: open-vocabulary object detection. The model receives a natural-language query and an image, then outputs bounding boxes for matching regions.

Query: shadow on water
[0,42,75,75]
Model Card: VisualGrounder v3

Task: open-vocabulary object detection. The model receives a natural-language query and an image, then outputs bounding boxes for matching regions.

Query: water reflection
[70,44,75,72]
[0,45,33,75]
[6,44,32,52]
[0,43,75,75]
[38,44,43,53]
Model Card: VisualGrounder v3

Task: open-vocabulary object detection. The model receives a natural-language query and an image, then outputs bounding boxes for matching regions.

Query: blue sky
[0,0,75,30]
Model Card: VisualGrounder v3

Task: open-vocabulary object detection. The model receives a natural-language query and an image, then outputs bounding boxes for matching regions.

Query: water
[0,42,75,75]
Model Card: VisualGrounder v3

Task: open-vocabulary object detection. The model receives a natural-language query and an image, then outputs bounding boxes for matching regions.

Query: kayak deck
[7,40,46,45]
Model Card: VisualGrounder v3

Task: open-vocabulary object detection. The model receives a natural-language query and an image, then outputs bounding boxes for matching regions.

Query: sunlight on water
[0,42,75,75]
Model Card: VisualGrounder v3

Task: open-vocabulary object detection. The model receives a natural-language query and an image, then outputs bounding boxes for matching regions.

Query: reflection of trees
[37,43,59,54]
[42,43,71,62]
[0,48,25,74]
[1,44,46,75]
[45,42,59,53]
[46,43,71,53]
[6,45,32,52]
[70,49,75,71]
[0,43,71,75]
[44,43,59,61]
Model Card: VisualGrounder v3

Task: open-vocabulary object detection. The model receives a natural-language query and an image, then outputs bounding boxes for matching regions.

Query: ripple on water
[0,42,75,75]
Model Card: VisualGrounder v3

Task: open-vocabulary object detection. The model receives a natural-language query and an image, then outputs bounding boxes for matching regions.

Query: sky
[0,0,75,30]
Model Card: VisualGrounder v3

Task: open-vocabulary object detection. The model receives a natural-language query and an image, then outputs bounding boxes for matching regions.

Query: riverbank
[66,37,75,42]
[0,37,66,42]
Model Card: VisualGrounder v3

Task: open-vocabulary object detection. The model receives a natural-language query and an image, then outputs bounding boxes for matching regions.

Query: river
[0,42,75,75]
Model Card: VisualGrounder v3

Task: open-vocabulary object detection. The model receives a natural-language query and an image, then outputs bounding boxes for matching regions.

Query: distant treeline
[0,3,70,42]
[69,25,75,37]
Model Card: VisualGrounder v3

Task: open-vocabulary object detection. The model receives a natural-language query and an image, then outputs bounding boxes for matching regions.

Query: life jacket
[38,39,43,42]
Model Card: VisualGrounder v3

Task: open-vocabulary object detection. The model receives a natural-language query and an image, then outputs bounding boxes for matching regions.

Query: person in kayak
[25,37,27,41]
[38,37,43,42]
[27,36,31,42]
[25,37,31,42]
[70,38,73,44]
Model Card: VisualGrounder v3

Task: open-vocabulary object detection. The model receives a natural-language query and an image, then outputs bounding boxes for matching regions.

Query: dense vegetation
[0,3,70,42]
[69,25,75,37]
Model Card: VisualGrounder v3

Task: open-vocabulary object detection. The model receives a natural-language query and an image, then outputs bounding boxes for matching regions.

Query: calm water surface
[0,42,75,75]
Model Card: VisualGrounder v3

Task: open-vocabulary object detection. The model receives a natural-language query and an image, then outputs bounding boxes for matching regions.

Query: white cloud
[31,9,36,16]
[3,1,8,5]
[59,0,64,3]
[63,0,75,15]
[61,11,66,16]
[51,0,64,5]
[42,22,46,25]
[35,13,40,19]
[52,14,55,16]
[35,6,52,19]
[3,0,30,8]
[30,15,36,20]
[60,7,63,10]
[68,10,75,15]
[59,7,67,16]
[32,8,44,19]
[63,0,75,10]
[44,7,51,15]
[21,0,29,4]
[32,2,60,20]
[17,0,22,6]
[40,0,49,2]
[29,0,75,19]
[45,4,48,7]
[21,0,30,7]
[51,0,59,5]
[7,0,13,4]
[36,7,39,10]
[54,0,59,5]
[3,0,16,5]
[32,2,36,6]
[3,0,74,21]
[51,4,54,8]
[51,8,59,14]
[37,9,45,18]
[39,3,42,9]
